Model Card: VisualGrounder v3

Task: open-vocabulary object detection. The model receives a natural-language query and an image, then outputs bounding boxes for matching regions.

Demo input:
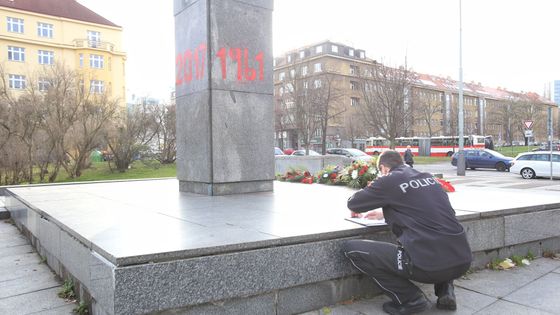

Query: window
[8,46,25,61]
[7,17,24,33]
[287,54,292,63]
[314,63,322,73]
[9,74,26,89]
[90,54,104,69]
[553,155,560,162]
[37,22,53,38]
[351,97,359,107]
[90,80,104,93]
[290,69,295,78]
[87,30,101,48]
[278,72,285,81]
[359,51,365,58]
[303,81,309,89]
[38,78,50,92]
[331,45,338,53]
[301,66,308,76]
[315,46,323,54]
[348,49,355,57]
[79,54,84,67]
[38,50,54,65]
[299,50,305,59]
[314,79,322,89]
[350,65,359,75]
[350,81,359,90]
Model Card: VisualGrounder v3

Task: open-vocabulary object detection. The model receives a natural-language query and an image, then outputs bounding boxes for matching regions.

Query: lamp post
[456,0,466,176]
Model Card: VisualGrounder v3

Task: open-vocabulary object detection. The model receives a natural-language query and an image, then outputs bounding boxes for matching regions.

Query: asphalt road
[415,162,560,192]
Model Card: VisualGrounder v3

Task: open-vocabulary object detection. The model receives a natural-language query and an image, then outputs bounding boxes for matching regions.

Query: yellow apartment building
[0,0,126,105]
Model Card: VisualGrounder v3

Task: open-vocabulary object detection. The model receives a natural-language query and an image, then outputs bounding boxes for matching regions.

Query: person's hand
[364,210,384,220]
[350,211,362,218]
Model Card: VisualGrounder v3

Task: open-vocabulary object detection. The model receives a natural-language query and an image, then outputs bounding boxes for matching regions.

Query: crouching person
[343,150,472,315]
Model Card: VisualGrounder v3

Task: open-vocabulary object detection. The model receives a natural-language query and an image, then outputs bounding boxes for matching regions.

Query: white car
[510,152,560,179]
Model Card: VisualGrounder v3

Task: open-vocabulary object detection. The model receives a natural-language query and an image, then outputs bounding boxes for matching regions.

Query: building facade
[274,41,557,151]
[0,0,126,105]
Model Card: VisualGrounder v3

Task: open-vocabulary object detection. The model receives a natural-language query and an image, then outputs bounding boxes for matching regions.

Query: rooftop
[0,0,119,28]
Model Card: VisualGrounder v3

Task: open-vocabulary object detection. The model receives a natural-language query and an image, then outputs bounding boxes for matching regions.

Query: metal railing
[73,39,115,52]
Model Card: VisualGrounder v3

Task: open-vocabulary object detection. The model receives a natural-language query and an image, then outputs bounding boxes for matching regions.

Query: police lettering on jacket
[399,177,438,193]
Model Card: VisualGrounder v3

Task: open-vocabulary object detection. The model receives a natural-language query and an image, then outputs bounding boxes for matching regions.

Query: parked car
[531,144,560,152]
[510,152,560,179]
[274,147,285,156]
[291,149,321,156]
[326,148,373,162]
[451,149,513,171]
[283,148,295,155]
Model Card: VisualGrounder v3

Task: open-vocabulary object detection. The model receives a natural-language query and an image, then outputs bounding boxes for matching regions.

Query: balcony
[73,39,115,52]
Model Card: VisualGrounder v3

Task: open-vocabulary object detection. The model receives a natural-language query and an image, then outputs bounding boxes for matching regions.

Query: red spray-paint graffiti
[176,43,264,86]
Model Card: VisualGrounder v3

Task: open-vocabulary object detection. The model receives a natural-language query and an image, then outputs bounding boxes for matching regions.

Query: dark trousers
[406,162,414,168]
[343,239,470,305]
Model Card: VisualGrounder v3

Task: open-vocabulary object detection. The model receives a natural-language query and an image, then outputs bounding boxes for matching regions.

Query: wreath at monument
[276,167,315,184]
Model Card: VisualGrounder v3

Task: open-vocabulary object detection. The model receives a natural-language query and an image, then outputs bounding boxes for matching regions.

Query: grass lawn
[493,146,538,158]
[42,161,176,184]
[414,156,451,164]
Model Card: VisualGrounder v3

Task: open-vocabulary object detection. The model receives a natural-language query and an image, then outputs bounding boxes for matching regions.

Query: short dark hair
[378,150,404,169]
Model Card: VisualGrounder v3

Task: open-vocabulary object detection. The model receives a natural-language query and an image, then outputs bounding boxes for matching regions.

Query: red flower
[436,178,455,192]
[330,173,338,179]
[301,177,314,184]
[359,169,366,176]
[304,171,311,177]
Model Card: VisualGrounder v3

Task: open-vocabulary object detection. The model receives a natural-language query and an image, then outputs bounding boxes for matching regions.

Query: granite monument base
[5,180,560,314]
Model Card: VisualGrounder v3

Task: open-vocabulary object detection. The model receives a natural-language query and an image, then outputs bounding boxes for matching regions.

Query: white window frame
[87,30,101,48]
[38,50,54,65]
[38,78,50,92]
[90,54,104,69]
[359,51,365,59]
[278,72,285,81]
[351,81,358,90]
[301,66,308,76]
[79,54,84,67]
[8,46,25,62]
[350,65,358,75]
[349,49,355,57]
[287,55,292,63]
[7,17,24,33]
[37,22,53,38]
[351,97,359,107]
[299,50,305,59]
[331,45,338,53]
[303,81,309,89]
[314,79,322,89]
[314,63,322,73]
[9,74,26,89]
[290,69,295,78]
[315,46,323,54]
[90,80,104,94]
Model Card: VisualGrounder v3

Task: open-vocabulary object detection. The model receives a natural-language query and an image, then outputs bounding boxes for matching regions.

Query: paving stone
[0,252,42,268]
[31,303,76,314]
[0,287,74,314]
[455,258,560,298]
[0,262,52,283]
[476,300,555,315]
[0,236,29,249]
[0,271,59,299]
[0,244,34,258]
[504,273,560,314]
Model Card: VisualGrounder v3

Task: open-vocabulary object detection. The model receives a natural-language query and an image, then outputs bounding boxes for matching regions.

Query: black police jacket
[347,165,472,271]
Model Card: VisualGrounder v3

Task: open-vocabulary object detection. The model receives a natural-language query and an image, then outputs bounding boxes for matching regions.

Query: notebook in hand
[345,217,387,226]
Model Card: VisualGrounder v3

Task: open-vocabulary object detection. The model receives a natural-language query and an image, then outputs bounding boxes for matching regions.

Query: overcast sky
[78,0,559,102]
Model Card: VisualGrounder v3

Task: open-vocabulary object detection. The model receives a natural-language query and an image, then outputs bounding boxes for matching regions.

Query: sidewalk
[303,257,560,315]
[0,218,76,315]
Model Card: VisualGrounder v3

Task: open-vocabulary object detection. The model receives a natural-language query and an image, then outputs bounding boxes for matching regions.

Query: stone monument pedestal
[174,0,274,195]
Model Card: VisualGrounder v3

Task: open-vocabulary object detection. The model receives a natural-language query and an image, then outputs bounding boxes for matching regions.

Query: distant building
[0,0,126,106]
[274,41,557,150]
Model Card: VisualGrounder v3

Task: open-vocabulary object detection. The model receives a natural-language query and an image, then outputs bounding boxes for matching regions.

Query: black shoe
[382,294,429,315]
[435,283,457,310]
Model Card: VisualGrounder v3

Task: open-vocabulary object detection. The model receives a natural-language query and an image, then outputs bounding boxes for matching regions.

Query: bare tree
[411,88,443,137]
[153,103,176,164]
[314,73,345,154]
[358,62,414,148]
[105,104,158,172]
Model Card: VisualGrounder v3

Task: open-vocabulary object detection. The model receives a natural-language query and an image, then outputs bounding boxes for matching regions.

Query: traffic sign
[523,120,534,129]
[524,130,533,138]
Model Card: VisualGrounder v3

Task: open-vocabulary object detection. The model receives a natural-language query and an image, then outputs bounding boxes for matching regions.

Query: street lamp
[456,0,466,176]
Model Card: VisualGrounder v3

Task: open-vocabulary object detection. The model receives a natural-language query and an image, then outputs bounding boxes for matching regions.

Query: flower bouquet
[316,165,343,185]
[339,160,379,189]
[276,167,315,184]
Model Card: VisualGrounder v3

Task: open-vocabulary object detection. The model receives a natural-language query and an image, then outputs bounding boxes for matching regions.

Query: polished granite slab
[7,180,560,267]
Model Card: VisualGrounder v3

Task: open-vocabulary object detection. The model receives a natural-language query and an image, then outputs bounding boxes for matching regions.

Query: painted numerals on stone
[176,43,264,86]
